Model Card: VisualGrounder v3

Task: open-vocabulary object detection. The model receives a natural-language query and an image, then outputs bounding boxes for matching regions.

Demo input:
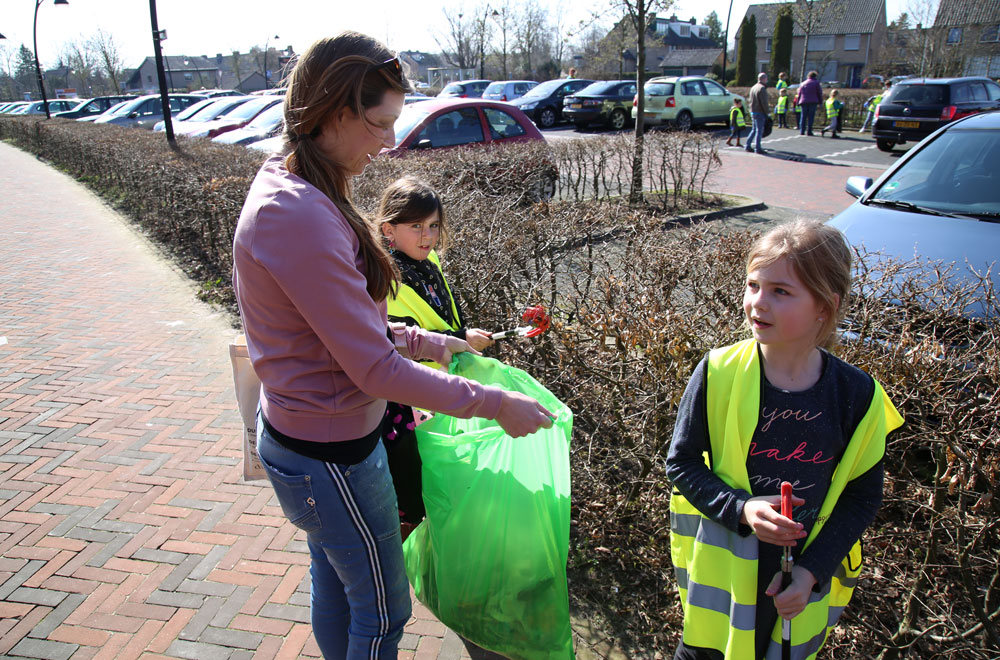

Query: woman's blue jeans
[799,102,818,134]
[257,417,411,659]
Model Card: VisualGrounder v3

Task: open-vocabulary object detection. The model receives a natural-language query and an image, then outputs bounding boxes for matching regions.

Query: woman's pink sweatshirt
[232,156,503,443]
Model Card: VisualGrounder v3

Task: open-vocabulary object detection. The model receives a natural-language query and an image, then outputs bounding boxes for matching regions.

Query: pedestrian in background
[821,89,843,138]
[746,72,769,154]
[775,72,789,93]
[726,97,746,147]
[859,81,890,133]
[795,71,823,136]
[775,88,789,129]
[232,31,553,659]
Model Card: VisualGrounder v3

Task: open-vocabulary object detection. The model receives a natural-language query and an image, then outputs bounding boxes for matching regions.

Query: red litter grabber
[781,481,794,660]
[491,305,550,340]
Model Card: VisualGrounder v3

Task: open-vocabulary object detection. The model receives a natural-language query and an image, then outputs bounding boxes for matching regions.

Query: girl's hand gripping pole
[781,481,794,660]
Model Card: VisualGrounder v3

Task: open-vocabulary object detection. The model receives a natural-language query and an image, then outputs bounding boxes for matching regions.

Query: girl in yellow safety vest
[666,220,903,660]
[376,176,495,532]
[726,97,746,147]
[775,88,789,128]
[821,89,844,138]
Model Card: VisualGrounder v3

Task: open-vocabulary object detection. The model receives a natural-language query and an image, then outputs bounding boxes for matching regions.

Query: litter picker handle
[781,481,793,660]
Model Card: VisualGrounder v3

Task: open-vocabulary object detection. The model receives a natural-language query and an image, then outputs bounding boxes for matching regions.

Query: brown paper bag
[229,334,265,481]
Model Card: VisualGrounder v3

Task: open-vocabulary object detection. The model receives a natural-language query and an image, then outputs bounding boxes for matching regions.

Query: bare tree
[60,38,97,96]
[491,0,514,78]
[791,0,844,81]
[513,0,549,78]
[436,5,477,69]
[88,28,126,94]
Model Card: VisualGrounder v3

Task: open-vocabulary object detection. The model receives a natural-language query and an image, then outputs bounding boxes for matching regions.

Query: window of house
[807,35,835,51]
[980,25,1000,42]
[844,33,861,50]
[679,24,690,37]
[765,38,772,52]
[147,75,152,82]
[655,21,668,34]
[184,73,193,81]
[947,27,963,44]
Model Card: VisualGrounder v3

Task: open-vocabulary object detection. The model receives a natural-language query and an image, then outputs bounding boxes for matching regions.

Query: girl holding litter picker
[377,176,494,532]
[665,220,903,660]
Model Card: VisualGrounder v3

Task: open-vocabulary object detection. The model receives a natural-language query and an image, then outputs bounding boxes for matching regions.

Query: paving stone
[186,544,228,582]
[0,559,45,601]
[131,547,187,565]
[179,595,225,641]
[7,586,69,607]
[146,589,205,609]
[258,602,311,624]
[165,639,234,660]
[199,626,264,650]
[27,592,86,638]
[158,553,204,593]
[8,637,78,660]
[177,578,237,598]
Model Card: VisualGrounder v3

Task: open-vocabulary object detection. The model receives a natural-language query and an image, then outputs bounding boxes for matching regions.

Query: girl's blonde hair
[282,31,412,302]
[746,220,852,349]
[376,177,449,250]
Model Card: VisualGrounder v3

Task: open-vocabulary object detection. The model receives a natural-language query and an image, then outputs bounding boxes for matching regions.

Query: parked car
[437,80,492,99]
[191,89,242,98]
[383,98,545,154]
[179,96,282,139]
[53,95,132,120]
[829,110,1000,317]
[93,94,205,129]
[15,99,84,115]
[872,76,1000,152]
[80,99,132,123]
[167,96,252,136]
[632,75,745,130]
[509,78,594,128]
[152,98,216,131]
[212,102,284,145]
[405,94,431,104]
[482,80,538,102]
[563,80,638,130]
[0,102,29,114]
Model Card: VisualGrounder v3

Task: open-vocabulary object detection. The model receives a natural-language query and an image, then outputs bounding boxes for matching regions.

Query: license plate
[894,120,919,128]
[569,103,582,109]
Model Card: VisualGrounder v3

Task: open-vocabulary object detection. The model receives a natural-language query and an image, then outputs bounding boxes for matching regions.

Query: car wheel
[538,108,557,129]
[609,108,627,131]
[675,110,693,131]
[876,138,895,152]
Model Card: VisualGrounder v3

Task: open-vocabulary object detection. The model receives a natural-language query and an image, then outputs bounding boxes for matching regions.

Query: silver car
[829,110,1000,317]
[93,94,204,129]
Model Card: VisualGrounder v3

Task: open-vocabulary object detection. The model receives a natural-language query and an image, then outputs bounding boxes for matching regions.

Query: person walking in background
[774,88,789,128]
[745,72,769,154]
[821,89,844,138]
[859,81,889,133]
[726,97,746,147]
[232,31,553,659]
[666,220,903,660]
[795,71,823,136]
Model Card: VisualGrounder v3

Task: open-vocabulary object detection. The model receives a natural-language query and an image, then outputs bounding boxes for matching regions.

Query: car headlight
[520,101,538,110]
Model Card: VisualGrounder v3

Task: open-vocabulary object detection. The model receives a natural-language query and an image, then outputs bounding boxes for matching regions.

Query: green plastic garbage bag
[403,353,574,660]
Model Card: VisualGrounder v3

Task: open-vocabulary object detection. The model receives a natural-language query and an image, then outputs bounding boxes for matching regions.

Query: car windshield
[190,98,248,121]
[442,83,464,94]
[645,82,675,96]
[175,99,215,121]
[219,98,275,121]
[576,81,618,95]
[245,103,284,130]
[393,105,432,147]
[107,101,133,116]
[520,79,563,98]
[483,83,504,95]
[887,84,946,105]
[869,127,1000,216]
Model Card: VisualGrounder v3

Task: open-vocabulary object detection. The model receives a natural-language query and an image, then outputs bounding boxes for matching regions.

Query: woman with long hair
[232,32,553,659]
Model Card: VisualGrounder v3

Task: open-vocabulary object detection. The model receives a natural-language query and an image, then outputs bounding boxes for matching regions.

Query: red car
[382,98,545,155]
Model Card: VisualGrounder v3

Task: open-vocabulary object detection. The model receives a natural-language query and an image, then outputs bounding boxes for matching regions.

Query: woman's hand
[439,335,481,365]
[765,565,817,620]
[495,391,554,438]
[740,494,807,547]
[464,328,495,352]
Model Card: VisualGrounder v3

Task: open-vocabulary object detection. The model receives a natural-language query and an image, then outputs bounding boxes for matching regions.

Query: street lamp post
[263,34,279,89]
[148,0,175,144]
[477,6,491,80]
[491,9,506,79]
[33,0,69,119]
[721,0,735,86]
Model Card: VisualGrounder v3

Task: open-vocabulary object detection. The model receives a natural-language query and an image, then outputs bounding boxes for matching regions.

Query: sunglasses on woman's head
[372,57,405,85]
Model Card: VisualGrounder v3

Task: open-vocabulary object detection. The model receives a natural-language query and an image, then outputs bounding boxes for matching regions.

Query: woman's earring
[387,239,396,255]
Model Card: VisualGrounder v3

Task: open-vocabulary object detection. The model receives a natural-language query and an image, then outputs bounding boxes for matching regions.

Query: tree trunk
[629,3,646,206]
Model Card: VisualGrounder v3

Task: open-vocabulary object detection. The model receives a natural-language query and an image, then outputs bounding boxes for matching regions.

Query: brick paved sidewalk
[0,142,488,660]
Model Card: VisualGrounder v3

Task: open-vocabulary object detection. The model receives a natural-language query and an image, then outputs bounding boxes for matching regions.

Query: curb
[665,194,766,226]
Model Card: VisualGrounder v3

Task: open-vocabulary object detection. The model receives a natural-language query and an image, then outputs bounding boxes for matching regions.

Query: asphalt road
[541,122,915,170]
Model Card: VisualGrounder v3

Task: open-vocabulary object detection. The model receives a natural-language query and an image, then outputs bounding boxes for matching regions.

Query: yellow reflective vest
[730,106,746,128]
[669,339,903,660]
[825,97,842,118]
[386,250,462,369]
[776,96,788,113]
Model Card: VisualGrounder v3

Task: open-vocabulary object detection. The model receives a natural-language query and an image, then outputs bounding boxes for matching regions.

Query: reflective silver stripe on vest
[685,580,757,631]
[827,605,846,627]
[832,561,858,589]
[675,566,689,590]
[672,512,759,561]
[763,624,827,660]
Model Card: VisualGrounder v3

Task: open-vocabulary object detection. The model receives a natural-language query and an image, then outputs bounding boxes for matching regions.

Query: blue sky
[3,0,911,70]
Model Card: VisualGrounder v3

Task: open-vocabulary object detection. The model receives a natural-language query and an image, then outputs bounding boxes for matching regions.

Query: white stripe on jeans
[325,461,390,659]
